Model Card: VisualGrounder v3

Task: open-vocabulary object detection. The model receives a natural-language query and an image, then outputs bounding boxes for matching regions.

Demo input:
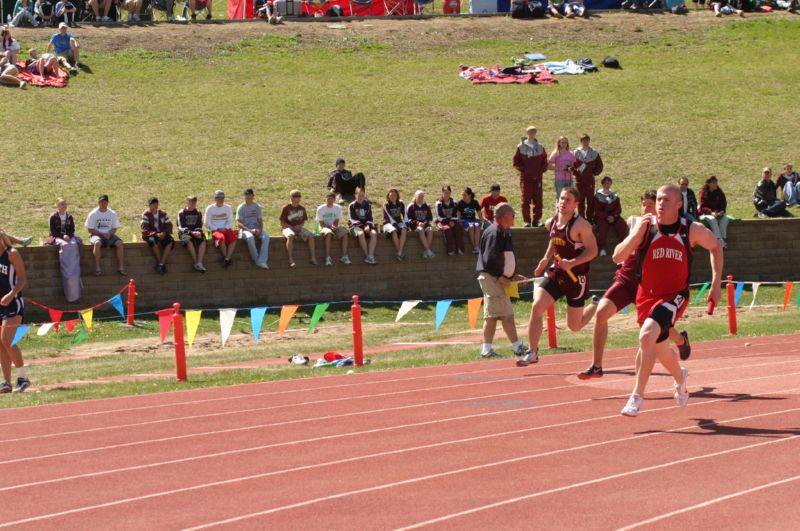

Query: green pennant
[307,303,330,333]
[693,282,710,305]
[70,323,89,346]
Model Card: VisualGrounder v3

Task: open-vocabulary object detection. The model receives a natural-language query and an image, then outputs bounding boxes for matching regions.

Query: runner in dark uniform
[0,231,30,393]
[519,187,598,367]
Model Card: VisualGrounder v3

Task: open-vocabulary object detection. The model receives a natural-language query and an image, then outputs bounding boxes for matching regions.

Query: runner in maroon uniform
[579,191,692,379]
[616,184,723,417]
[518,187,598,367]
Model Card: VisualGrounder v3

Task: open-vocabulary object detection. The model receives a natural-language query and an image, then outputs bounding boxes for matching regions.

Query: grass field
[2,14,799,241]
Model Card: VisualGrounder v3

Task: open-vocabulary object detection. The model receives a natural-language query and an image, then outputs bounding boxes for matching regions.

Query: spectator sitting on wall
[187,0,213,20]
[10,0,38,27]
[85,0,113,21]
[280,189,317,267]
[382,188,408,262]
[407,190,435,259]
[699,176,733,249]
[327,157,365,206]
[46,23,79,70]
[479,183,507,229]
[316,190,351,266]
[711,0,744,16]
[46,197,82,301]
[457,187,482,254]
[53,0,76,26]
[34,0,54,26]
[678,176,699,221]
[777,163,800,207]
[349,187,378,265]
[47,197,79,246]
[593,177,629,257]
[85,194,125,276]
[435,185,465,256]
[236,188,270,269]
[205,190,238,267]
[178,195,207,273]
[141,197,174,275]
[753,167,788,218]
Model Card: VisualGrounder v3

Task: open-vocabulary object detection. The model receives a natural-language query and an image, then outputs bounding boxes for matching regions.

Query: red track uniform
[513,140,548,225]
[541,213,591,307]
[602,249,638,311]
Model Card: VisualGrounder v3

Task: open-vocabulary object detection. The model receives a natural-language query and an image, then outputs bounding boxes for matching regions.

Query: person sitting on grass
[564,0,587,16]
[777,163,800,207]
[10,0,38,27]
[698,176,733,249]
[141,197,174,275]
[0,62,26,89]
[753,167,788,218]
[53,0,76,25]
[316,191,351,266]
[407,190,435,259]
[1,27,21,65]
[280,189,317,267]
[177,195,207,273]
[435,185,465,256]
[236,188,269,269]
[593,176,629,257]
[382,188,408,262]
[457,187,482,254]
[349,187,378,265]
[187,0,213,20]
[34,0,54,26]
[710,0,744,16]
[327,157,366,206]
[46,23,79,71]
[85,194,125,276]
[205,190,238,268]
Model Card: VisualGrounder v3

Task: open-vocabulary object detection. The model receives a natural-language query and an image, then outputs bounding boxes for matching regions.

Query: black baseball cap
[243,188,254,196]
[336,157,345,165]
[98,194,109,202]
[148,196,159,205]
[490,183,501,192]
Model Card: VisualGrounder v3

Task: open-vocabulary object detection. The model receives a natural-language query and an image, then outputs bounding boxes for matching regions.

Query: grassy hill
[2,13,798,241]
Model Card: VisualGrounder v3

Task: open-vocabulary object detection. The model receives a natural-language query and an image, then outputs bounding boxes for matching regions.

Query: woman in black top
[382,188,408,261]
[457,187,482,254]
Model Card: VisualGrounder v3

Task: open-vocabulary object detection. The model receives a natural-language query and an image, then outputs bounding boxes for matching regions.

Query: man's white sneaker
[480,348,502,358]
[621,394,643,417]
[324,256,333,266]
[674,367,689,407]
[340,255,351,265]
[512,343,531,357]
[515,352,539,367]
[256,262,269,269]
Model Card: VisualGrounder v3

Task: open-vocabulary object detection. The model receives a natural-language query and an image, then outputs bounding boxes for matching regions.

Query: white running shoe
[621,394,643,417]
[674,367,689,407]
[340,255,351,265]
[515,352,539,367]
[324,256,333,267]
[512,343,531,357]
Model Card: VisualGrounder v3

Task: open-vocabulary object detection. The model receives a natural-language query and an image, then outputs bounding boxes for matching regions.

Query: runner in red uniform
[518,187,598,367]
[578,190,691,379]
[615,184,723,417]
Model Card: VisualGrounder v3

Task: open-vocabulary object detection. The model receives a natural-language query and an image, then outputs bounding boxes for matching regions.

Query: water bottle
[6,14,11,24]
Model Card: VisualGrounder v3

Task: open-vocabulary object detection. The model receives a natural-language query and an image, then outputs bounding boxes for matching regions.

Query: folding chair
[348,0,374,15]
[414,0,433,13]
[384,0,408,14]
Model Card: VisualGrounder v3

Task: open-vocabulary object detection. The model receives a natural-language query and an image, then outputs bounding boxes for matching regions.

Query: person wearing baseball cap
[205,190,238,268]
[479,183,508,228]
[141,197,175,274]
[326,157,366,206]
[236,188,270,269]
[47,19,79,70]
[85,194,125,276]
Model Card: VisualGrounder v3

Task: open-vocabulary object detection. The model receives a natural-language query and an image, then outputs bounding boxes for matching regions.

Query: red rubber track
[1,334,798,530]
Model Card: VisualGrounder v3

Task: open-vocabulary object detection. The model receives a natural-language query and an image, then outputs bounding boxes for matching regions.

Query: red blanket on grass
[458,65,557,85]
[15,61,69,88]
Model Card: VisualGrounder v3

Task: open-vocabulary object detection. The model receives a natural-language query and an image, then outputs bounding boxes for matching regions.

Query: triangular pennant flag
[37,322,55,336]
[503,281,520,299]
[64,319,78,333]
[435,300,453,331]
[48,308,63,333]
[11,325,30,347]
[107,294,126,319]
[250,307,267,344]
[395,300,421,322]
[467,298,483,329]
[156,309,173,343]
[185,310,202,348]
[622,304,630,314]
[693,282,710,305]
[784,282,794,311]
[278,305,300,336]
[734,282,745,306]
[219,309,237,346]
[80,308,94,332]
[749,282,761,310]
[70,323,89,345]
[307,303,330,333]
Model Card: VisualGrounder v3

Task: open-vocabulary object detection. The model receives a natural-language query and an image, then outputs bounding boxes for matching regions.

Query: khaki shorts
[478,273,514,318]
[282,226,313,241]
[350,226,374,238]
[320,226,348,239]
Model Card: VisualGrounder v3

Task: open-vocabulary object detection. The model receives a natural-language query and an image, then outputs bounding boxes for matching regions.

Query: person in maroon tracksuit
[572,133,604,223]
[593,176,629,256]
[513,126,548,227]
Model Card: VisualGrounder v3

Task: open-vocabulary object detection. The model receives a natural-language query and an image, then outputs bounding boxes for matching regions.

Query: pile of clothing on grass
[458,53,620,85]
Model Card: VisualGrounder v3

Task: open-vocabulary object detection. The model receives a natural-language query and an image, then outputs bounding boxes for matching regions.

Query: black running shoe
[577,365,603,380]
[15,377,31,393]
[678,331,691,361]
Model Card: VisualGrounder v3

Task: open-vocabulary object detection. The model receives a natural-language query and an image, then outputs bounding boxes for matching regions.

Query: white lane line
[617,474,800,530]
[1,334,791,427]
[2,357,794,466]
[3,381,798,528]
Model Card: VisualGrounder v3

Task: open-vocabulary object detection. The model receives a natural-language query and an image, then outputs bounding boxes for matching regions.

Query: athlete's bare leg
[591,298,618,367]
[527,287,555,354]
[634,318,682,397]
[566,302,597,332]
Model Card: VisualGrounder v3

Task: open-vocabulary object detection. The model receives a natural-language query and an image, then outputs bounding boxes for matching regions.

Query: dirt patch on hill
[9,11,764,58]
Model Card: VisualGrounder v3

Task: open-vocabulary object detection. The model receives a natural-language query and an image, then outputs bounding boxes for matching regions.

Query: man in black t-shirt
[327,157,366,205]
[476,203,531,359]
